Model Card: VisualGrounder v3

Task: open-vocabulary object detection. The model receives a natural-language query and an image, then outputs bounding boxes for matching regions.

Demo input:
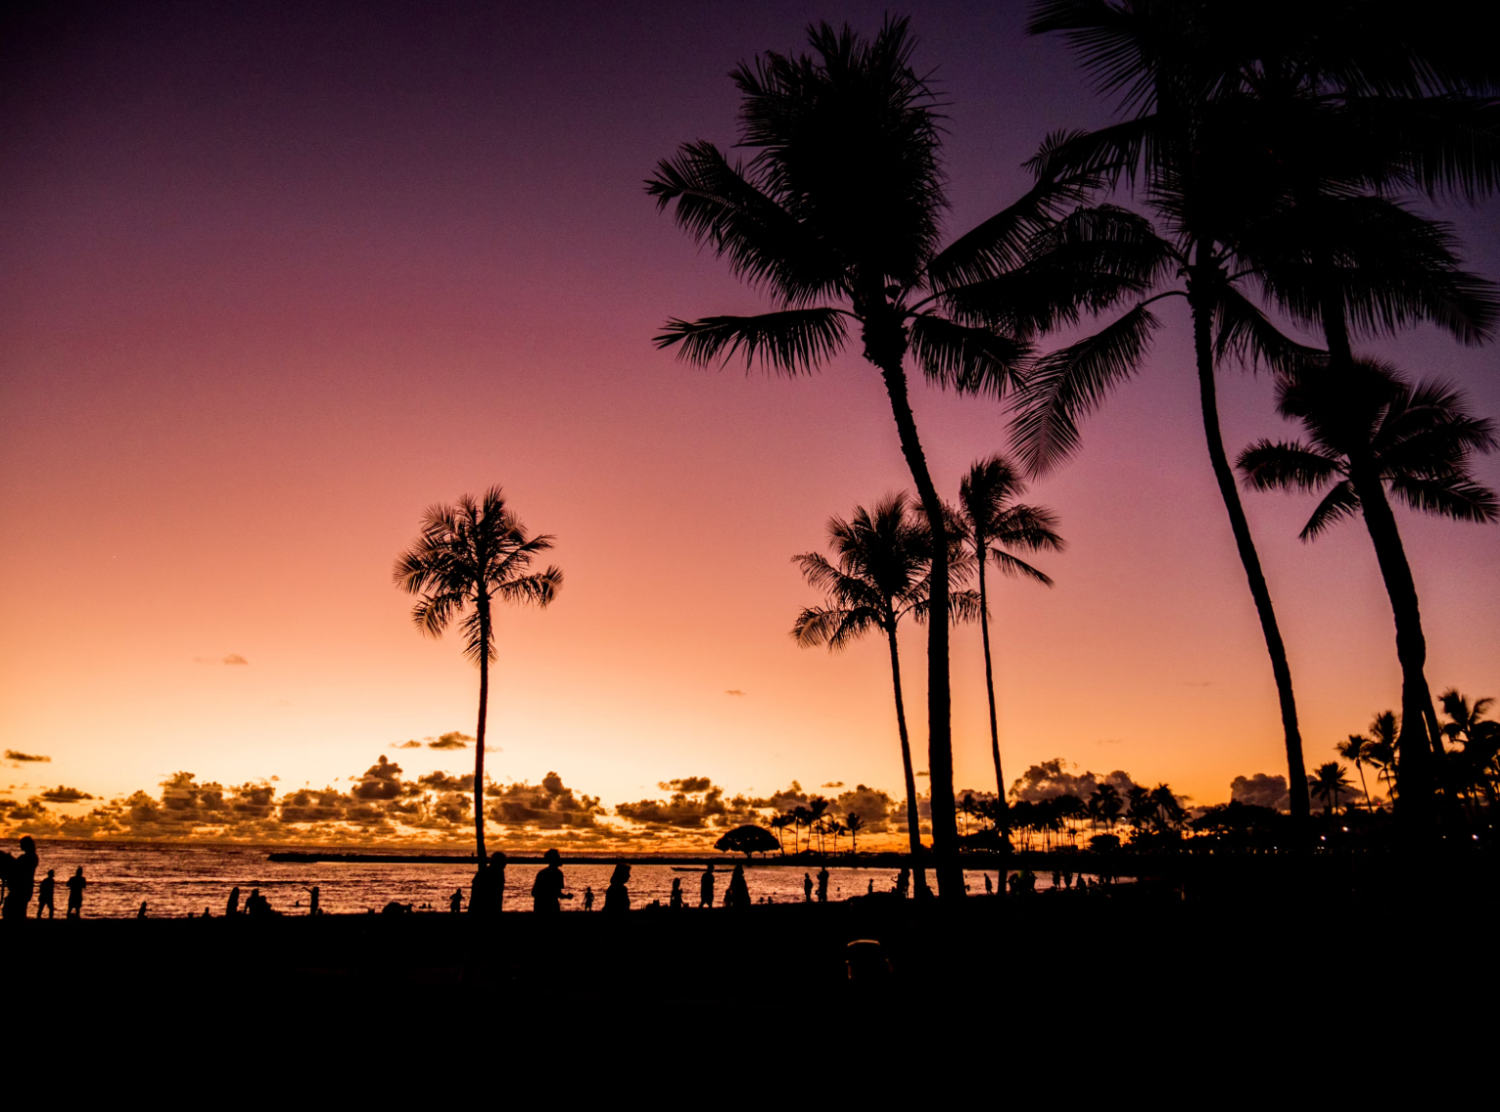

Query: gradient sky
[2,1,1496,845]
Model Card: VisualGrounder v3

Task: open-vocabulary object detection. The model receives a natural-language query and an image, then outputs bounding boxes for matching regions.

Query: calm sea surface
[4,840,1077,918]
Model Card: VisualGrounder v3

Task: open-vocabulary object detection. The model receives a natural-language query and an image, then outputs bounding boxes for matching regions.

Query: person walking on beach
[532,848,565,913]
[725,864,750,910]
[699,863,715,908]
[803,873,813,903]
[226,886,241,917]
[36,870,56,919]
[816,866,829,904]
[1,837,39,920]
[65,867,87,919]
[137,901,148,918]
[603,861,631,913]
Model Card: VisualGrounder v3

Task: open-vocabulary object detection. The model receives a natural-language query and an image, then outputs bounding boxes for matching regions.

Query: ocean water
[2,840,1072,918]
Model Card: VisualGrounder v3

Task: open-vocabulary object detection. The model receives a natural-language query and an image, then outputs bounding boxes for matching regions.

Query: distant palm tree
[807,797,831,855]
[794,495,978,886]
[1091,784,1123,833]
[651,19,1160,895]
[956,454,1064,832]
[791,805,812,856]
[1362,711,1401,804]
[394,488,561,860]
[1309,763,1354,818]
[1439,689,1499,812]
[1336,735,1375,813]
[1239,360,1497,814]
[769,812,796,856]
[845,812,865,855]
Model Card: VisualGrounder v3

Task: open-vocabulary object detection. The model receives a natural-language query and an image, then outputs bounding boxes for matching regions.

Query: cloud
[821,781,844,789]
[351,756,410,802]
[487,772,605,828]
[1183,680,1211,687]
[223,654,249,665]
[4,751,50,762]
[40,786,94,803]
[428,732,474,750]
[746,782,808,811]
[916,771,929,778]
[393,741,423,749]
[616,781,732,829]
[658,776,713,793]
[725,689,745,696]
[1095,738,1123,745]
[830,784,895,831]
[418,771,474,793]
[1009,758,1140,803]
[1230,773,1290,811]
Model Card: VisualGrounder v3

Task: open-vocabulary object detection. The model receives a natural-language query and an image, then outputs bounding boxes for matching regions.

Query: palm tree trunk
[474,598,491,862]
[873,349,961,898]
[1187,246,1311,832]
[886,626,927,895]
[1355,761,1373,813]
[977,553,1011,845]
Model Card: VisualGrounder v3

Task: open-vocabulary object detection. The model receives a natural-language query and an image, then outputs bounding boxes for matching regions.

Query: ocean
[4,839,1067,918]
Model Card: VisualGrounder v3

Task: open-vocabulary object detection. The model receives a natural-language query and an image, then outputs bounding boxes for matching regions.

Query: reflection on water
[8,840,1080,918]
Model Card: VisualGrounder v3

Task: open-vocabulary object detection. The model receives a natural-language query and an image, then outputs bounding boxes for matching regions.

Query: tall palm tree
[650,18,1161,894]
[1309,762,1354,817]
[393,488,562,860]
[1238,361,1497,814]
[1362,710,1401,804]
[769,812,796,855]
[956,454,1064,829]
[792,493,978,891]
[845,811,865,855]
[1336,734,1376,813]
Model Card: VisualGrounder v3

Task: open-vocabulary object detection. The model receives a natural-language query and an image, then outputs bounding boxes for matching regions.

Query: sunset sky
[2,1,1496,847]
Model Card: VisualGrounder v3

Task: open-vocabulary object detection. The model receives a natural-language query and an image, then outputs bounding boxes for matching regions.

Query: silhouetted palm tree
[791,805,812,855]
[1239,361,1497,814]
[845,811,865,855]
[651,18,1160,895]
[1362,710,1401,804]
[793,493,978,892]
[1336,735,1375,813]
[956,454,1063,831]
[1310,762,1354,817]
[1439,689,1499,811]
[769,812,795,856]
[394,488,561,860]
[1091,783,1123,833]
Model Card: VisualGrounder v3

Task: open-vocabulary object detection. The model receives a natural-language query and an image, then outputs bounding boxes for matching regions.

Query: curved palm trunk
[1187,245,1311,832]
[872,346,961,898]
[1355,761,1373,813]
[1318,284,1443,827]
[474,597,491,862]
[976,552,1012,847]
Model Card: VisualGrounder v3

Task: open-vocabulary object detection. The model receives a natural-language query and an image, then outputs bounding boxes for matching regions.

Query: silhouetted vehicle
[65,867,86,919]
[603,862,631,913]
[532,848,565,913]
[957,454,1061,837]
[650,20,1147,895]
[394,488,562,862]
[699,863,714,908]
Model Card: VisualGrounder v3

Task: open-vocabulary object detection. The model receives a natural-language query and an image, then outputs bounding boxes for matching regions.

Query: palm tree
[1091,783,1123,833]
[1238,361,1497,816]
[807,796,831,856]
[1309,762,1354,818]
[791,805,812,855]
[393,488,562,861]
[1362,710,1401,804]
[845,811,865,855]
[1336,735,1375,813]
[650,19,1161,895]
[792,493,978,893]
[769,812,796,856]
[956,454,1064,834]
[1439,689,1499,811]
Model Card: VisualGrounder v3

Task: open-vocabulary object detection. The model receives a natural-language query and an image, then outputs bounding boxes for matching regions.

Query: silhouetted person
[450,888,463,913]
[488,851,507,911]
[381,900,412,915]
[1,836,38,920]
[867,879,874,896]
[984,874,993,896]
[894,867,910,898]
[305,885,320,917]
[669,877,683,910]
[246,888,274,917]
[816,866,829,904]
[226,886,241,917]
[699,863,715,908]
[36,870,56,919]
[725,864,750,909]
[803,873,813,903]
[583,886,594,911]
[65,868,86,919]
[137,901,148,919]
[603,861,631,913]
[532,848,564,913]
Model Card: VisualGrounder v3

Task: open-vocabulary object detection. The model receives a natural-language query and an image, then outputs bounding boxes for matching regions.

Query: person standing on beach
[226,886,241,917]
[803,873,813,903]
[449,888,464,913]
[699,863,715,908]
[583,885,594,911]
[603,861,631,913]
[532,848,564,912]
[1,837,38,920]
[65,867,87,919]
[305,886,320,917]
[36,870,56,919]
[669,878,683,910]
[816,866,829,904]
[725,864,750,910]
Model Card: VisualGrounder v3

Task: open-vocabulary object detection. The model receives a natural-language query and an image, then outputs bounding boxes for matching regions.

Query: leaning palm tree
[393,488,562,861]
[1336,735,1376,813]
[956,454,1064,826]
[792,493,978,892]
[650,18,1161,894]
[1239,360,1497,814]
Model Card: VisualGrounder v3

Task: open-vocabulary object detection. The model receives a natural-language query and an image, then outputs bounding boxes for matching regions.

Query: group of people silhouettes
[1,838,88,920]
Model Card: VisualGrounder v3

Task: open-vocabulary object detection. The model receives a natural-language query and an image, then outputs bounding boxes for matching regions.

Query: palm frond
[1301,481,1361,541]
[1388,475,1500,523]
[990,550,1055,586]
[1012,302,1160,474]
[654,309,848,376]
[907,314,1030,398]
[1213,286,1325,374]
[1236,439,1343,493]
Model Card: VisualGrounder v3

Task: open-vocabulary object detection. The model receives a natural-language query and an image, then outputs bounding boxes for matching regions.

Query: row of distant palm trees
[766,803,868,856]
[648,4,1498,885]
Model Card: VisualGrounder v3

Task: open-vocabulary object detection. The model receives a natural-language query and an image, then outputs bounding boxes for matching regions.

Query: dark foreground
[9,858,1494,1064]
